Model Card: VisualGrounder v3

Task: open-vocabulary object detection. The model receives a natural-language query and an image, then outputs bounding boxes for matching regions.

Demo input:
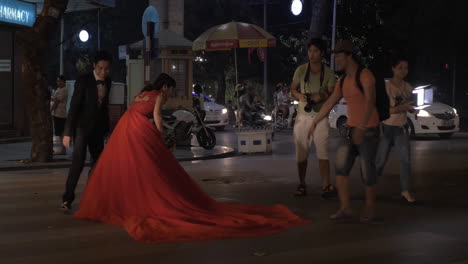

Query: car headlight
[221,108,228,114]
[453,108,458,116]
[263,115,272,121]
[417,110,431,117]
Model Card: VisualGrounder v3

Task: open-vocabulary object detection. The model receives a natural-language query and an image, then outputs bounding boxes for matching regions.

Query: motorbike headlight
[417,110,431,117]
[263,115,272,121]
[293,100,299,105]
[222,108,228,114]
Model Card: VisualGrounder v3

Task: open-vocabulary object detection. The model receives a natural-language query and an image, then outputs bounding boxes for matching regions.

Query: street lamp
[79,30,90,42]
[291,0,303,16]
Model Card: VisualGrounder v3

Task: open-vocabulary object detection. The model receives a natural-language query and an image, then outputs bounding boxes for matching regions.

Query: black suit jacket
[63,72,112,137]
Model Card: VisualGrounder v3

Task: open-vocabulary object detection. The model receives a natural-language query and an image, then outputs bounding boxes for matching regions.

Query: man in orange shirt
[308,40,379,222]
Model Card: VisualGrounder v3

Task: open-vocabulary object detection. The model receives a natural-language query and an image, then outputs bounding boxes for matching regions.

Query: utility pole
[263,0,269,107]
[331,0,337,70]
[59,16,64,75]
[97,8,101,50]
[452,55,456,107]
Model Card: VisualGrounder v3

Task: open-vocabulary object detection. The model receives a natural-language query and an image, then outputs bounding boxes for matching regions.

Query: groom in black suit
[61,51,112,211]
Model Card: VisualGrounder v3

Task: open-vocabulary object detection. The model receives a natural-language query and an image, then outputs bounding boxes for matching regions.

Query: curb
[0,147,238,172]
[0,137,31,145]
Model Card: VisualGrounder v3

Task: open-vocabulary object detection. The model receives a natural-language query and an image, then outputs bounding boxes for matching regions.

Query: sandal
[321,184,338,199]
[360,215,375,223]
[359,209,376,223]
[329,210,354,221]
[294,184,307,197]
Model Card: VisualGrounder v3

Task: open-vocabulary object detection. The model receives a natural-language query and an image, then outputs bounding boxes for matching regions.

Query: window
[170,59,187,98]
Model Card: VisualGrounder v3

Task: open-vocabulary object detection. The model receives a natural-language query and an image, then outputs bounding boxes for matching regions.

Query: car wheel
[406,119,416,139]
[215,126,225,131]
[438,132,454,139]
[336,116,347,136]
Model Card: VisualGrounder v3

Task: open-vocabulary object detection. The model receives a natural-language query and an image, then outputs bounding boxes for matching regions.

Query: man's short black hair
[307,38,326,54]
[57,75,66,81]
[93,50,112,65]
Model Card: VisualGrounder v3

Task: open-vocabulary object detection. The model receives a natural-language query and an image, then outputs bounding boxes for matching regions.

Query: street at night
[1,0,468,263]
[1,128,468,263]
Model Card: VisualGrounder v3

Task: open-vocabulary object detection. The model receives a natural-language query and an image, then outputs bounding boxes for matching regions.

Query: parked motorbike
[163,107,216,150]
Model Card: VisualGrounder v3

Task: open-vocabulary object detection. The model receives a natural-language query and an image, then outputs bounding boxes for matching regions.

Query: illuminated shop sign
[0,0,36,27]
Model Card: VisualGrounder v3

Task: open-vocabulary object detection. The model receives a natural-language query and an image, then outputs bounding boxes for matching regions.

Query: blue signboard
[0,0,36,27]
[141,6,160,37]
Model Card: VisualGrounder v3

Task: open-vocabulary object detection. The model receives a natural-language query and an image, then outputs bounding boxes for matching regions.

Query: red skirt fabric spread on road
[74,91,309,243]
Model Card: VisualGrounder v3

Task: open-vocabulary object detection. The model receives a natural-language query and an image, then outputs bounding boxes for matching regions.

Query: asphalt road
[1,128,467,264]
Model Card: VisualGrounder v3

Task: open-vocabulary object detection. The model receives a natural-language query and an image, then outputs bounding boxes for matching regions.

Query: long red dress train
[74,90,309,243]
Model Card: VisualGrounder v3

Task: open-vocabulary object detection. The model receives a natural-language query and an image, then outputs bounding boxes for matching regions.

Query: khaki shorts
[293,114,330,162]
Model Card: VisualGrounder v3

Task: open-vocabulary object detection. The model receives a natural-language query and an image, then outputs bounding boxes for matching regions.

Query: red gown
[74,90,309,243]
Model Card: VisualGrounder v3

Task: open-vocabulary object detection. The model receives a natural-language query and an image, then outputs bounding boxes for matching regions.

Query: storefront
[0,0,36,137]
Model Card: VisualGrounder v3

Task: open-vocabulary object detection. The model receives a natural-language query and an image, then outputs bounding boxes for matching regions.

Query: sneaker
[61,201,72,212]
[321,184,337,199]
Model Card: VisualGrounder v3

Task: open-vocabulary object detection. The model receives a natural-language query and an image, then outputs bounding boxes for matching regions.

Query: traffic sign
[142,6,160,37]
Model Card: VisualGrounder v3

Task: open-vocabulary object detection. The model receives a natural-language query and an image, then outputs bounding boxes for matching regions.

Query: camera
[304,93,316,113]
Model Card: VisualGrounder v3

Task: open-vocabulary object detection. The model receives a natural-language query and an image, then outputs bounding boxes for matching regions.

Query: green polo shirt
[293,63,336,117]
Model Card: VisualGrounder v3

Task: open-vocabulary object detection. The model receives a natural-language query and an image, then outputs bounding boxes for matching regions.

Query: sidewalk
[0,141,235,171]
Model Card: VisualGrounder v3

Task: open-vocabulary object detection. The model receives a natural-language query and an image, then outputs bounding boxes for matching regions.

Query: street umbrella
[193,21,276,124]
[193,21,276,84]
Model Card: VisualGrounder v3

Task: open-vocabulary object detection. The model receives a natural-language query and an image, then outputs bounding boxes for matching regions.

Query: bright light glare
[412,89,425,106]
[79,30,89,42]
[263,115,272,121]
[417,110,431,117]
[222,108,228,114]
[291,0,303,16]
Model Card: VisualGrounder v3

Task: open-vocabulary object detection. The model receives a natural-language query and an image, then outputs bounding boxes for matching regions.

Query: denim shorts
[335,126,379,186]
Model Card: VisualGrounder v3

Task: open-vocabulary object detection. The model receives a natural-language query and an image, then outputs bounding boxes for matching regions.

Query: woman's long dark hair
[141,73,176,92]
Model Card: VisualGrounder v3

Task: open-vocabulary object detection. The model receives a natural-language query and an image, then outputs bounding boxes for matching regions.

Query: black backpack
[339,65,390,121]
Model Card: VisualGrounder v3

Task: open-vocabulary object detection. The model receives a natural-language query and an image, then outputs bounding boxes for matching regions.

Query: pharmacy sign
[0,0,36,27]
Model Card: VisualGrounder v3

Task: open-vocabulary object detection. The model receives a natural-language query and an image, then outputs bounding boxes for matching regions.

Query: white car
[196,93,229,131]
[329,86,460,138]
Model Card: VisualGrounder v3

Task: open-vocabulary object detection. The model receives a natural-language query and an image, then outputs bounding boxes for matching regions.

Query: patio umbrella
[193,21,276,84]
[193,21,276,124]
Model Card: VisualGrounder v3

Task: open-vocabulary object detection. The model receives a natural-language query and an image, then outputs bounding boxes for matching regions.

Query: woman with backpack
[375,55,416,204]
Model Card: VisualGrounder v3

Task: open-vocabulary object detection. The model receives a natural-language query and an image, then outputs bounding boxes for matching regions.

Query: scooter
[163,107,216,150]
[271,100,298,131]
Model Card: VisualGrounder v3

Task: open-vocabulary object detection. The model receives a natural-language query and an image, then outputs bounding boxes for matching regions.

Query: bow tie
[96,80,106,86]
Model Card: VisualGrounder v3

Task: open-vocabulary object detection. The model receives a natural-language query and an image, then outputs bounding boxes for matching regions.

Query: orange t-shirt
[340,69,380,128]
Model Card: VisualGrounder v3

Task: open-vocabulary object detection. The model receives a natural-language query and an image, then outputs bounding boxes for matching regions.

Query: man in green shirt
[290,38,337,198]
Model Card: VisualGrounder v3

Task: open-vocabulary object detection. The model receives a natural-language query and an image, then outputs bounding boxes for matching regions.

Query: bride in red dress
[74,73,309,243]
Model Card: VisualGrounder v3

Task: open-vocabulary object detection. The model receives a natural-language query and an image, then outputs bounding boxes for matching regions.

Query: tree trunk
[16,0,69,162]
[308,0,331,39]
